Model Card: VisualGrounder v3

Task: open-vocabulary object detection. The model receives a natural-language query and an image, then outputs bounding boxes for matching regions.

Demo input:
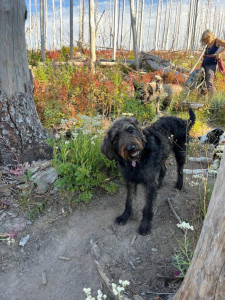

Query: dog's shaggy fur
[133,75,185,113]
[101,108,196,235]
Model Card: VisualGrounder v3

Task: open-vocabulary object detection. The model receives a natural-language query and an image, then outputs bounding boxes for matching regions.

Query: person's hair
[201,30,215,45]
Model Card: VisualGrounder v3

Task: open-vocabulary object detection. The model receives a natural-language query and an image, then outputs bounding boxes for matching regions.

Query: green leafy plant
[49,115,118,202]
[202,93,225,124]
[172,222,194,278]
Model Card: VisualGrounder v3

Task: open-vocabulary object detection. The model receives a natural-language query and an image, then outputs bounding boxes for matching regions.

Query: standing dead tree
[0,0,52,165]
[112,0,118,60]
[70,0,73,59]
[59,0,63,48]
[129,0,139,69]
[52,0,56,50]
[174,151,225,299]
[40,0,45,61]
[89,0,96,73]
[34,0,38,50]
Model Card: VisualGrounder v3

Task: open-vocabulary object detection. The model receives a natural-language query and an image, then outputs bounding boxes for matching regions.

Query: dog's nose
[127,144,136,152]
[198,137,200,140]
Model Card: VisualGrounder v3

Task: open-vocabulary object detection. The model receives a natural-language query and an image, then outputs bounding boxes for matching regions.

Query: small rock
[6,212,17,218]
[58,256,71,261]
[30,164,58,193]
[19,235,30,247]
[0,212,7,222]
[151,248,158,252]
[42,272,47,285]
[90,239,101,261]
[26,220,32,225]
[129,261,136,270]
[130,235,137,245]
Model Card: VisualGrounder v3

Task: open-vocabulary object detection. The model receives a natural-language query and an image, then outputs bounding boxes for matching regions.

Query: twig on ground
[167,198,184,232]
[90,239,115,300]
[145,290,175,296]
[111,224,122,241]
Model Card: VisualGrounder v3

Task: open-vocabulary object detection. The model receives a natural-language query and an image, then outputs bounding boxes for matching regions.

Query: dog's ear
[216,129,224,136]
[101,133,116,160]
[133,81,142,92]
[133,82,138,91]
[147,84,154,96]
[154,75,163,83]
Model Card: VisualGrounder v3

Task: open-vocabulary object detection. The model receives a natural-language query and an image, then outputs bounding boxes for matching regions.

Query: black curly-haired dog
[101,108,196,235]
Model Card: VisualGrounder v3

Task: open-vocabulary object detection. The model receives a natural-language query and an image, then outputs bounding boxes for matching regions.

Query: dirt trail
[0,157,202,300]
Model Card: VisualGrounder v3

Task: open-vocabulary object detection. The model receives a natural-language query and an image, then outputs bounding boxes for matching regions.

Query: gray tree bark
[0,0,52,165]
[52,0,56,50]
[89,0,96,73]
[70,0,73,59]
[174,151,225,299]
[129,0,139,69]
[112,0,118,60]
[40,0,45,61]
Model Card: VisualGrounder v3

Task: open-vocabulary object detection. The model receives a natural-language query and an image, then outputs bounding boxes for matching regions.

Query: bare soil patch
[0,153,212,300]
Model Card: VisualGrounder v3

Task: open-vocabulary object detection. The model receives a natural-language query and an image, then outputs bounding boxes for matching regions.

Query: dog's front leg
[115,181,137,225]
[138,181,157,235]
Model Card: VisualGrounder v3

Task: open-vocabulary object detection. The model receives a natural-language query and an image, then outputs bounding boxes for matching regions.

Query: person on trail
[201,30,225,94]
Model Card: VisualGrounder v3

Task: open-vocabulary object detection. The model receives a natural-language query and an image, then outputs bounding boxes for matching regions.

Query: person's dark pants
[204,64,217,94]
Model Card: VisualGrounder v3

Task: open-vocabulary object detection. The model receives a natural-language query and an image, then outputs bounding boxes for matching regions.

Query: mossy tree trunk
[0,0,52,165]
[174,151,225,299]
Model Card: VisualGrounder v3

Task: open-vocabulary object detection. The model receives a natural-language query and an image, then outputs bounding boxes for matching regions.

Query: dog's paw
[175,182,183,190]
[115,215,129,225]
[138,221,151,236]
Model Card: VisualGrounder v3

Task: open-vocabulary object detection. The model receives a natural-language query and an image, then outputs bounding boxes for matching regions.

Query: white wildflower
[122,113,134,116]
[189,181,199,187]
[91,135,98,140]
[65,141,70,145]
[55,134,60,140]
[97,129,104,135]
[91,141,95,145]
[117,286,124,292]
[122,280,130,286]
[72,132,78,139]
[60,119,68,124]
[97,289,107,300]
[177,222,194,231]
[6,237,15,246]
[83,288,91,295]
[112,283,118,296]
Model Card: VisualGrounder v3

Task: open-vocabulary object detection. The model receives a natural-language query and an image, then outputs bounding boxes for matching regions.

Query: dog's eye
[127,127,133,133]
[113,134,119,141]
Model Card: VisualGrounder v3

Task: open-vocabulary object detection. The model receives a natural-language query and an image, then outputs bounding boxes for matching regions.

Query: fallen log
[140,52,189,77]
[34,59,136,68]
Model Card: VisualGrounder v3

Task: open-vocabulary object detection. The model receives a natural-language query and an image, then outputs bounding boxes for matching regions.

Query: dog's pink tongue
[132,161,136,167]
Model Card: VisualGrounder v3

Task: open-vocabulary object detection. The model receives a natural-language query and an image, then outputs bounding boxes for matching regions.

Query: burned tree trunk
[0,0,52,165]
[174,151,225,299]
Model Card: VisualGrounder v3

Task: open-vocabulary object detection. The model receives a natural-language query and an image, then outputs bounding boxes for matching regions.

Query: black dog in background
[101,108,196,235]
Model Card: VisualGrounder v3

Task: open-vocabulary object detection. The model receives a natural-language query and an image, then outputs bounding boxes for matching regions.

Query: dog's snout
[127,144,136,152]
